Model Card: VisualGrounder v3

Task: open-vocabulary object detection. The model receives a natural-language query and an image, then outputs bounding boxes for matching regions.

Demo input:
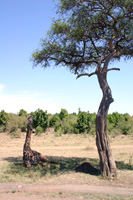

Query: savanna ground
[0,130,133,200]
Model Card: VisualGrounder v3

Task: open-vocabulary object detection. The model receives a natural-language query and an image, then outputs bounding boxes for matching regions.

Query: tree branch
[107,68,120,72]
[108,36,115,51]
[89,37,99,56]
[76,72,97,79]
[103,49,133,72]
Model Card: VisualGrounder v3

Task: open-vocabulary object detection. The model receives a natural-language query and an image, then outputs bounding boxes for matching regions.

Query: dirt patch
[0,183,133,200]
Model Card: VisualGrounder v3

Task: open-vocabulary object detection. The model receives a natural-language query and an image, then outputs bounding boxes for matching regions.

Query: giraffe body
[23,116,48,168]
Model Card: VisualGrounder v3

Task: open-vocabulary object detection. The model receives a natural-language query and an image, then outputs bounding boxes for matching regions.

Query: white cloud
[0,91,63,114]
[0,88,132,115]
[0,84,5,92]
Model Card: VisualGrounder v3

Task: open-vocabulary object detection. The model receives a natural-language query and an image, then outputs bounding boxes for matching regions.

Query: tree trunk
[96,70,117,178]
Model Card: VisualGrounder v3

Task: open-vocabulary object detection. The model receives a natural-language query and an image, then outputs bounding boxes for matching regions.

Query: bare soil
[0,182,133,200]
[0,132,133,200]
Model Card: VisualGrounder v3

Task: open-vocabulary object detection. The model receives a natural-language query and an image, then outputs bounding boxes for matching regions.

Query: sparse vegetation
[0,109,132,136]
[0,131,132,199]
[35,126,43,135]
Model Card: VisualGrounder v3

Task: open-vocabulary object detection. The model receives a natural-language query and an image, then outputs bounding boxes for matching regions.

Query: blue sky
[0,0,133,115]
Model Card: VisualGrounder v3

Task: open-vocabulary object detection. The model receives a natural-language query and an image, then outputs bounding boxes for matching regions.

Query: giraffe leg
[38,154,48,167]
[27,164,31,168]
[40,154,48,162]
[39,161,47,167]
[23,159,31,168]
[24,160,31,168]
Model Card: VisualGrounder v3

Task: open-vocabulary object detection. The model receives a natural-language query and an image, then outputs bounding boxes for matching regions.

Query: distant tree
[87,112,96,125]
[76,111,90,133]
[123,113,130,122]
[107,112,122,127]
[59,109,68,121]
[49,113,61,132]
[0,110,9,126]
[32,0,133,178]
[33,109,48,132]
[18,109,28,117]
[49,113,60,127]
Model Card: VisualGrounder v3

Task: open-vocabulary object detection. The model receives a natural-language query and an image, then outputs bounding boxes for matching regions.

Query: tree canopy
[31,0,133,178]
[32,0,133,76]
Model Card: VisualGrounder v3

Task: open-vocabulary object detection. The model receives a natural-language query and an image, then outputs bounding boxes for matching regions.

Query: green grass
[72,193,133,200]
[0,156,101,182]
[1,155,133,183]
[11,189,16,193]
[116,161,133,170]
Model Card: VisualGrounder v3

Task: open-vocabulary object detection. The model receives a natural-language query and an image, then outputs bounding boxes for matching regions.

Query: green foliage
[118,121,132,135]
[49,109,77,134]
[107,112,122,127]
[6,114,19,133]
[31,0,132,145]
[2,157,99,182]
[0,110,9,126]
[35,126,43,135]
[18,116,27,132]
[32,109,48,132]
[0,125,6,133]
[10,131,21,138]
[123,113,130,122]
[61,116,76,134]
[122,125,131,135]
[107,113,133,136]
[48,110,132,136]
[0,109,132,136]
[49,113,60,127]
[59,109,68,121]
[76,111,95,134]
[76,111,89,133]
[18,109,28,117]
[49,113,60,132]
[32,0,132,73]
[6,114,27,134]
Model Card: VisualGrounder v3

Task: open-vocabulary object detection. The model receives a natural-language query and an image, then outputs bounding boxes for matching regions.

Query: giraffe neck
[24,124,32,150]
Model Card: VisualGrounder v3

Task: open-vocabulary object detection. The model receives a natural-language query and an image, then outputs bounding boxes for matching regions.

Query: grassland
[0,131,133,200]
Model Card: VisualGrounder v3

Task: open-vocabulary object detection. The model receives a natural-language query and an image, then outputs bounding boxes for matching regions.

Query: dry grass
[0,132,133,200]
[0,132,133,185]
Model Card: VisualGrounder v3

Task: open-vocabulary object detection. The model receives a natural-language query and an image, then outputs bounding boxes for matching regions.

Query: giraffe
[23,115,48,168]
[23,115,65,168]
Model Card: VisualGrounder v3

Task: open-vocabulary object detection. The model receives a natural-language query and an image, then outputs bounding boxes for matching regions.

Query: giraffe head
[26,115,34,125]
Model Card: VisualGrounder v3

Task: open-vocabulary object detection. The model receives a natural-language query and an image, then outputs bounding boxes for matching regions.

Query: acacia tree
[32,0,133,178]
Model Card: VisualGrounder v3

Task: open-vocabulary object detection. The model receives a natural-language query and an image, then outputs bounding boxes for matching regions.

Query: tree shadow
[3,156,100,178]
[3,156,132,181]
[3,156,22,163]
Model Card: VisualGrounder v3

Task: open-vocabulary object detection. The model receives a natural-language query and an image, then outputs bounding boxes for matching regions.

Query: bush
[10,131,21,138]
[107,112,122,127]
[0,110,9,126]
[18,109,28,117]
[122,126,131,135]
[76,111,90,134]
[49,114,60,127]
[75,128,79,134]
[6,114,27,134]
[118,121,132,135]
[61,119,73,134]
[0,125,6,133]
[50,112,77,134]
[19,117,27,132]
[32,109,48,132]
[35,126,43,135]
[59,109,68,121]
[6,114,18,133]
